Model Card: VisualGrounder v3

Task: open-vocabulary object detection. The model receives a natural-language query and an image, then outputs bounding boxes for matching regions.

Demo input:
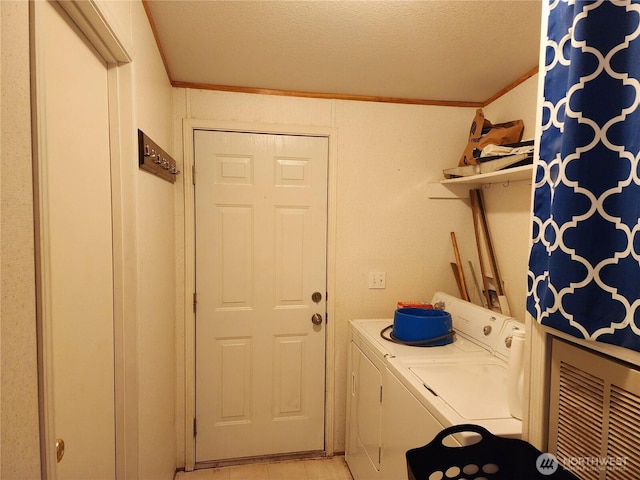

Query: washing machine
[345,292,524,480]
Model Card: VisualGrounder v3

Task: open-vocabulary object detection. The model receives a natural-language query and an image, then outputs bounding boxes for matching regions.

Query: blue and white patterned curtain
[528,0,640,353]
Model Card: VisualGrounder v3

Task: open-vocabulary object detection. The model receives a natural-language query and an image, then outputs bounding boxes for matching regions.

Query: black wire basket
[406,424,580,480]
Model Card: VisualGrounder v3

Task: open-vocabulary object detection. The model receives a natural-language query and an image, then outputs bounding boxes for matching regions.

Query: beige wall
[0,1,42,478]
[172,75,538,455]
[172,88,530,453]
[0,1,177,478]
[130,1,177,478]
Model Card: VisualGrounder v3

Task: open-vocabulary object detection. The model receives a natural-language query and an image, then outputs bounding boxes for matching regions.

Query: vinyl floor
[174,456,353,480]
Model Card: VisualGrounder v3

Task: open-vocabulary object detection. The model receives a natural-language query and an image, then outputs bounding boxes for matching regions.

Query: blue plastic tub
[392,308,452,343]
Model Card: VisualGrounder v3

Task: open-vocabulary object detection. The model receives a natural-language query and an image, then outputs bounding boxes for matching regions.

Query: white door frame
[32,1,138,478]
[179,119,338,470]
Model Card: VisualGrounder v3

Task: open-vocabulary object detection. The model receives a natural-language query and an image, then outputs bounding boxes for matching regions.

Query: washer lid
[351,319,480,359]
[409,360,511,419]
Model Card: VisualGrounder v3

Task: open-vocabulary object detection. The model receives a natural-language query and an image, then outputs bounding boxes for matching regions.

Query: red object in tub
[397,302,433,309]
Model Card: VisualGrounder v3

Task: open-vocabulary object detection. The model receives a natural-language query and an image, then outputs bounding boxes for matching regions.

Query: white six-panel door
[194,131,328,462]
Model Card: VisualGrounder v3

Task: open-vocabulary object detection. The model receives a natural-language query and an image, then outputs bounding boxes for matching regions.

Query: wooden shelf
[428,164,533,199]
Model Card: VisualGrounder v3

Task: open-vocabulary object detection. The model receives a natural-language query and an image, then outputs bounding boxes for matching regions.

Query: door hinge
[193,418,197,437]
[193,292,198,313]
[192,165,196,185]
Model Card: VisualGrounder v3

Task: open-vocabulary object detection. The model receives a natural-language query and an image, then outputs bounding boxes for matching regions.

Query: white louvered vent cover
[549,339,640,480]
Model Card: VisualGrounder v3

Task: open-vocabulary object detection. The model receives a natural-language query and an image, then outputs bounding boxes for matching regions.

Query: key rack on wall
[138,129,180,183]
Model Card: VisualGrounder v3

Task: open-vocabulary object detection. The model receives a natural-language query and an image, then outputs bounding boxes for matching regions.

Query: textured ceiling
[144,0,542,104]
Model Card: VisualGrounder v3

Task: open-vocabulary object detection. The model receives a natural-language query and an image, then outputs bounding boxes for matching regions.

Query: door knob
[56,438,65,463]
[311,313,323,325]
[312,291,322,303]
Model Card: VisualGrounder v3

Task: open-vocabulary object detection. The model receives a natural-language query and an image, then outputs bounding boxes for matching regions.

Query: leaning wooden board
[470,189,510,315]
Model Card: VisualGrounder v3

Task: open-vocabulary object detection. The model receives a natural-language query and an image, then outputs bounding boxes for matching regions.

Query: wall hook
[138,130,180,183]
